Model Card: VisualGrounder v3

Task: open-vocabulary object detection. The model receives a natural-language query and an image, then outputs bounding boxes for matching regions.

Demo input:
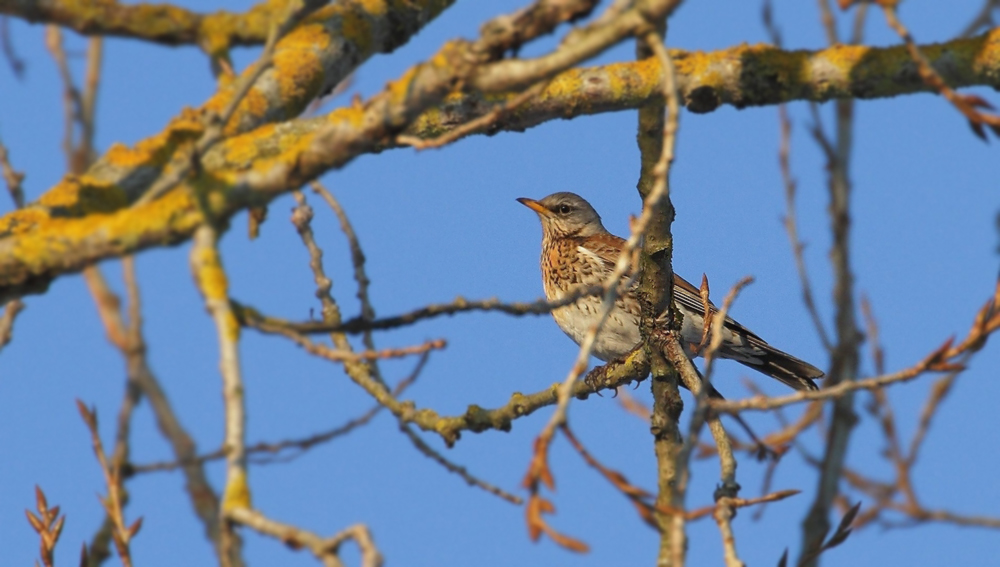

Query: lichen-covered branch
[0,29,998,303]
[190,224,248,566]
[0,0,286,50]
[799,7,866,563]
[0,0,455,223]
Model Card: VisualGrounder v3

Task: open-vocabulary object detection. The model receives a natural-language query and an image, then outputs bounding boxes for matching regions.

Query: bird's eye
[557,204,572,215]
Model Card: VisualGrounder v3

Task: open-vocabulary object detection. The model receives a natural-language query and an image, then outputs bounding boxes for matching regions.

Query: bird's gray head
[517,192,606,239]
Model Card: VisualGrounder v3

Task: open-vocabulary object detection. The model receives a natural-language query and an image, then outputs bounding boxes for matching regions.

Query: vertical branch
[310,182,387,387]
[0,138,25,355]
[635,23,684,565]
[765,0,835,353]
[800,3,866,564]
[86,259,241,566]
[76,401,142,567]
[191,224,248,567]
[0,16,25,79]
[0,138,25,209]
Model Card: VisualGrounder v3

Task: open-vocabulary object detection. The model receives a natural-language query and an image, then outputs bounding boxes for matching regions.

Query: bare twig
[778,107,832,351]
[0,138,25,209]
[562,424,660,530]
[0,110,26,360]
[232,284,605,335]
[666,276,752,567]
[0,16,24,78]
[960,0,1000,37]
[564,424,799,529]
[712,280,999,414]
[83,263,145,567]
[190,224,248,566]
[400,424,522,504]
[244,317,447,362]
[290,186,518,507]
[798,4,867,563]
[83,255,238,561]
[227,507,384,567]
[77,401,142,567]
[131,348,426,474]
[882,4,1000,141]
[0,297,23,355]
[764,0,832,354]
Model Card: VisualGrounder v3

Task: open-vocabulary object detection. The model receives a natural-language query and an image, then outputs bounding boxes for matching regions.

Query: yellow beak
[516,197,550,216]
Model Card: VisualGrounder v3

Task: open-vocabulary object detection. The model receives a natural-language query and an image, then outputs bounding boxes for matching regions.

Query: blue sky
[1,1,998,566]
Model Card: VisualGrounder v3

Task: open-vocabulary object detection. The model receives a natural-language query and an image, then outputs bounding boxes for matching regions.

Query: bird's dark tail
[721,339,824,392]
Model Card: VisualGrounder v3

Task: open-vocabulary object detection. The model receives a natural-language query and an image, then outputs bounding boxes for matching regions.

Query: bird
[517,191,824,391]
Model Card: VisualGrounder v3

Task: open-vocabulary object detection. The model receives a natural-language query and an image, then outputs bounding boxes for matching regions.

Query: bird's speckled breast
[541,238,641,361]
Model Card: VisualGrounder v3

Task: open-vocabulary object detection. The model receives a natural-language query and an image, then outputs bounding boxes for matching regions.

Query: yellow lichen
[194,245,228,304]
[222,469,252,511]
[9,189,201,274]
[387,65,421,106]
[36,177,128,214]
[359,0,388,16]
[339,8,372,53]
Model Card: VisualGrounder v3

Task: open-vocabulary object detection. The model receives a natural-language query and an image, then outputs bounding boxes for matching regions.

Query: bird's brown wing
[581,234,823,391]
[674,273,824,390]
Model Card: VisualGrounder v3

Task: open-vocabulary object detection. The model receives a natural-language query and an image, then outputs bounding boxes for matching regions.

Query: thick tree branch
[0,0,287,50]
[0,29,998,302]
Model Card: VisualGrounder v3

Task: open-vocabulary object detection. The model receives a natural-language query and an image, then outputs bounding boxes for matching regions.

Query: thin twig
[190,224,248,566]
[76,401,142,567]
[0,138,25,209]
[799,4,868,562]
[244,317,447,362]
[882,4,1000,140]
[711,283,999,413]
[666,276,752,567]
[400,424,523,504]
[227,507,384,567]
[232,284,605,335]
[960,0,1000,37]
[291,187,517,507]
[0,16,25,78]
[130,355,426,473]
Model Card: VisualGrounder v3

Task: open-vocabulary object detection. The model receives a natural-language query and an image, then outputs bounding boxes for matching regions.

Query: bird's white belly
[552,300,641,362]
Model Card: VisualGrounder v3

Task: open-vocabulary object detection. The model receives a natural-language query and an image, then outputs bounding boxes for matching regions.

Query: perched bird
[518,192,823,391]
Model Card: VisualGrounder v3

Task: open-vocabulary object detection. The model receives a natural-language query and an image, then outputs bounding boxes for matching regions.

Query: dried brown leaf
[128,517,143,538]
[543,524,591,553]
[525,495,544,541]
[34,485,48,516]
[824,501,861,549]
[963,94,995,110]
[968,119,988,141]
[523,435,555,490]
[25,510,44,533]
[75,399,97,429]
[51,515,65,542]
